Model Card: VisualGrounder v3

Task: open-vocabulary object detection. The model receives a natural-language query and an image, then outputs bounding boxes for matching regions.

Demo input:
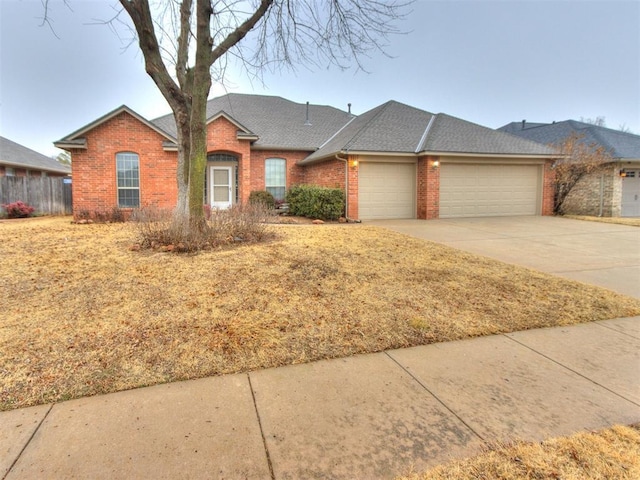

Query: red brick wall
[249,150,308,196]
[299,157,359,218]
[418,156,441,219]
[69,111,177,217]
[302,159,345,188]
[70,112,316,215]
[541,159,556,216]
[206,117,252,203]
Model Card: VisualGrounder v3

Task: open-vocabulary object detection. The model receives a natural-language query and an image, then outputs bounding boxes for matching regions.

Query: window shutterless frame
[265,158,286,201]
[116,152,140,208]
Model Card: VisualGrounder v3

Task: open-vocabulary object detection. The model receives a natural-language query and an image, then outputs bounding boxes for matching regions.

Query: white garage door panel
[359,163,416,220]
[440,164,540,218]
[621,170,640,217]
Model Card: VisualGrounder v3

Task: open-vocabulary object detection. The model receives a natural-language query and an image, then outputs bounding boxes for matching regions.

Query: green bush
[249,190,275,208]
[285,184,345,220]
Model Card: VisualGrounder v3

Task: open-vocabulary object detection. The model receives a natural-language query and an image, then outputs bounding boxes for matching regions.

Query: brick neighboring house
[1,136,71,178]
[55,93,556,220]
[500,120,640,217]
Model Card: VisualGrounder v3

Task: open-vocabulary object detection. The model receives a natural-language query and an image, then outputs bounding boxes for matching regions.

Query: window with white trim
[116,152,140,208]
[5,167,15,176]
[265,158,286,201]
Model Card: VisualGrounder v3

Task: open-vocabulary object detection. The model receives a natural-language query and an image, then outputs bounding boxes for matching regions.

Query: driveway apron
[369,216,640,299]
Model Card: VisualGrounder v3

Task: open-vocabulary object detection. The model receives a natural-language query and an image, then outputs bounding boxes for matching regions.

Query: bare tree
[580,116,607,127]
[552,132,613,215]
[55,151,72,166]
[46,0,409,234]
[618,123,634,134]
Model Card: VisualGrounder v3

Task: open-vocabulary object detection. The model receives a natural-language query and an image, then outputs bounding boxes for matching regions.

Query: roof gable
[1,136,71,174]
[55,105,176,149]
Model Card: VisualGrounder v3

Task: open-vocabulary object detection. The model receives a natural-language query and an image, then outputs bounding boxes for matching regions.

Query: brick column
[347,155,359,220]
[541,160,555,216]
[425,156,440,219]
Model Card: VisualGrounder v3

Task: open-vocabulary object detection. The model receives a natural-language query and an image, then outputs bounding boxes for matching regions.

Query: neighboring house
[500,120,640,217]
[55,93,556,221]
[0,136,71,178]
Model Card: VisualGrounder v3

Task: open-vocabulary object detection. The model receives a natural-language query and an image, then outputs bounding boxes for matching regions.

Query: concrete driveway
[368,216,640,299]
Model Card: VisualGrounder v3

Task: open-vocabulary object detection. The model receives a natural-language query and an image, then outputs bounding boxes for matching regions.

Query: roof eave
[54,139,87,150]
[0,159,71,173]
[252,145,316,152]
[418,150,559,159]
[299,149,417,165]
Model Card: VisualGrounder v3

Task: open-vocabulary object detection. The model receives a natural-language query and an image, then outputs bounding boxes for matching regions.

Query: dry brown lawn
[2,217,639,411]
[399,424,640,480]
[565,215,640,227]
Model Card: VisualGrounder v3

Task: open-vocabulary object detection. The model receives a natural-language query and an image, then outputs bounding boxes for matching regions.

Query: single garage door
[359,162,416,220]
[621,169,640,217]
[440,164,540,218]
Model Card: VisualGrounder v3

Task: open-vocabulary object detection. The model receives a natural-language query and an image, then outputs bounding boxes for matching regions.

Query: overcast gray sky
[1,0,638,157]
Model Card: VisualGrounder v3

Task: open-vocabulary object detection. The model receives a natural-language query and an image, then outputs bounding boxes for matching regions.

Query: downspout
[335,152,350,220]
[598,173,604,217]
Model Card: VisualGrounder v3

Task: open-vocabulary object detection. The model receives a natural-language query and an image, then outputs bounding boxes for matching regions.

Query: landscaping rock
[312,219,324,225]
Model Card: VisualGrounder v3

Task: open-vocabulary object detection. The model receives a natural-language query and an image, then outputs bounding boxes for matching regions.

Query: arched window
[116,152,140,208]
[265,158,286,201]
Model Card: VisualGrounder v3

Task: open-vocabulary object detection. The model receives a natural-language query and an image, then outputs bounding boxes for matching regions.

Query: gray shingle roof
[424,114,555,155]
[302,101,554,163]
[1,136,71,174]
[498,120,640,159]
[152,94,353,150]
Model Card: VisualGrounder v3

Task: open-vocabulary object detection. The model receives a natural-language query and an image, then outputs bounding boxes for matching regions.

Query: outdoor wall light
[351,160,359,167]
[432,160,440,168]
[620,169,627,177]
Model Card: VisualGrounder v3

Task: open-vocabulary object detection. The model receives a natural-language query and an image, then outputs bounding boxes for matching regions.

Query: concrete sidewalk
[3,317,640,479]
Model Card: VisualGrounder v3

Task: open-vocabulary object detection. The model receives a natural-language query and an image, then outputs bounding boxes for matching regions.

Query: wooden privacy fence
[0,176,72,215]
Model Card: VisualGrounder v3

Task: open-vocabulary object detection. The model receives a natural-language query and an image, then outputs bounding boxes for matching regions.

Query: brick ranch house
[55,94,557,221]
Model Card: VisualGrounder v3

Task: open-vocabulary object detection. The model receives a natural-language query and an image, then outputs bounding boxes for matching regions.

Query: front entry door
[210,166,233,209]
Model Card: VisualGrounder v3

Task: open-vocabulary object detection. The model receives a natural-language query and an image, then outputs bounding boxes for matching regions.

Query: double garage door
[440,163,540,218]
[358,161,541,220]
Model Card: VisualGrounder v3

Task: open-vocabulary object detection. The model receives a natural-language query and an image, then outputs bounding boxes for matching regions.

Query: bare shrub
[553,133,613,215]
[131,203,275,252]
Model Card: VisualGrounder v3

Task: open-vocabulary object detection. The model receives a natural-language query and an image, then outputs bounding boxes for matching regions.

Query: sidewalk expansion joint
[596,320,640,341]
[3,403,54,480]
[247,373,276,480]
[384,351,485,442]
[502,334,640,408]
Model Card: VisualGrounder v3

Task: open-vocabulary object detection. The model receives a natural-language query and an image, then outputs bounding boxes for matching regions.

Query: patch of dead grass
[1,217,639,410]
[399,424,640,480]
[564,215,640,227]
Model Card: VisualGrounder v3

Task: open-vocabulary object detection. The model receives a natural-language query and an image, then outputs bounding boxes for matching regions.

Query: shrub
[2,201,35,219]
[285,185,345,220]
[249,190,275,208]
[131,203,275,252]
[75,207,126,223]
